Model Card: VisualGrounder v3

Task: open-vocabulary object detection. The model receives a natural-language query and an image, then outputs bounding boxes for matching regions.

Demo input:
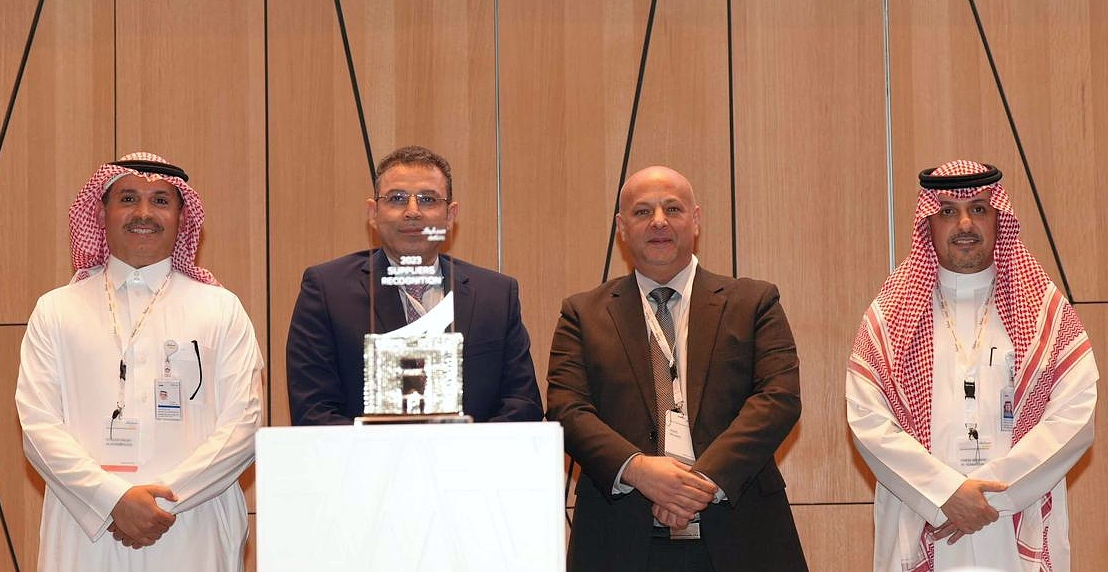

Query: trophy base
[354,413,473,425]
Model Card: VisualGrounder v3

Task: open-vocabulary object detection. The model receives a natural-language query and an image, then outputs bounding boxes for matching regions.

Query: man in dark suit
[546,166,807,572]
[287,145,543,425]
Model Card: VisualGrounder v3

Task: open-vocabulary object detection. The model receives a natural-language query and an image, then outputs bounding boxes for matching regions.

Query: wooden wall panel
[952,1,1106,302]
[114,0,268,333]
[0,0,38,100]
[267,0,371,429]
[888,1,1063,283]
[625,0,732,274]
[1088,1,1108,302]
[1067,305,1107,570]
[0,0,113,322]
[244,513,257,572]
[349,0,498,269]
[733,0,888,503]
[792,504,874,572]
[0,327,45,572]
[498,0,648,398]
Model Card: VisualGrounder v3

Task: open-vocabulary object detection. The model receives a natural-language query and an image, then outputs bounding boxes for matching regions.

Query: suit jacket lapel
[685,268,725,428]
[366,250,407,334]
[442,255,470,334]
[609,276,659,425]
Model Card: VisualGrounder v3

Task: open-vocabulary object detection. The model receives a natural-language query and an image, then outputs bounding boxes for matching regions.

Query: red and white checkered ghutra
[68,151,218,286]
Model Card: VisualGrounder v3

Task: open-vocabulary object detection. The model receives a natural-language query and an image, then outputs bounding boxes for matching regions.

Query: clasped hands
[622,455,718,530]
[933,478,1008,545]
[107,485,178,549]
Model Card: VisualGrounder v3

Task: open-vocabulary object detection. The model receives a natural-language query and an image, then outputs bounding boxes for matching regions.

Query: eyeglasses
[376,192,451,211]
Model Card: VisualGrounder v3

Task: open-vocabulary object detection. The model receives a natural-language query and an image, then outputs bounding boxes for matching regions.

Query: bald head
[619,166,696,212]
[616,166,700,283]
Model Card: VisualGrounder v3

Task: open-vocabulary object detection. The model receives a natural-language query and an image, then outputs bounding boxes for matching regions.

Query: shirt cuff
[612,453,642,495]
[694,471,727,503]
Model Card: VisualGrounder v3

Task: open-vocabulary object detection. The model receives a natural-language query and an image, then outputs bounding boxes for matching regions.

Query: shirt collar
[635,255,698,301]
[937,263,996,293]
[105,255,173,291]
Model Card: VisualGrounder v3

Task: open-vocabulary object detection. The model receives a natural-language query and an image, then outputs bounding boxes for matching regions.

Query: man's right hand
[939,479,1007,533]
[621,455,716,521]
[108,485,178,548]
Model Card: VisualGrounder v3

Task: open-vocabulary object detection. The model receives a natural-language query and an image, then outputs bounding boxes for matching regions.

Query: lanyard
[936,283,994,369]
[103,269,173,418]
[641,289,684,412]
[937,283,994,439]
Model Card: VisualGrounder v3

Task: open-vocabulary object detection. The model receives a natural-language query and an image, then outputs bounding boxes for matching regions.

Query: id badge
[955,435,993,472]
[999,386,1015,432]
[102,417,140,471]
[664,409,696,465]
[155,378,183,421]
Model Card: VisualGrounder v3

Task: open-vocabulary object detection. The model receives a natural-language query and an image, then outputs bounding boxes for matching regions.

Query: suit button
[649,430,657,442]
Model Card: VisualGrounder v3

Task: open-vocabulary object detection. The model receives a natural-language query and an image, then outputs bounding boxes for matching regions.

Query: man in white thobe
[846,160,1097,572]
[16,152,263,571]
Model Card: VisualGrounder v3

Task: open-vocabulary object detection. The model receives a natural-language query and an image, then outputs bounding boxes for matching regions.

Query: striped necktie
[648,287,677,454]
[403,284,430,323]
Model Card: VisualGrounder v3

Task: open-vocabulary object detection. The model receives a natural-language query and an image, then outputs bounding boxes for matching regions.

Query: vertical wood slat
[1066,305,1108,572]
[732,0,889,503]
[498,0,649,402]
[623,0,732,275]
[0,0,114,323]
[352,0,499,270]
[266,0,370,430]
[792,503,875,572]
[0,327,45,572]
[113,0,268,330]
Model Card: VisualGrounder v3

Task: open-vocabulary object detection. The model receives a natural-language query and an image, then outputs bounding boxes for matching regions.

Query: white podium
[255,422,565,572]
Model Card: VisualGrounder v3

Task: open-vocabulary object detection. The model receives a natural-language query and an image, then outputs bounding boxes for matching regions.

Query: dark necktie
[648,287,677,454]
[403,284,430,323]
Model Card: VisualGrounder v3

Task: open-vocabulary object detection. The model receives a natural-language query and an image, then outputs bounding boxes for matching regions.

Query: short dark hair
[374,145,453,199]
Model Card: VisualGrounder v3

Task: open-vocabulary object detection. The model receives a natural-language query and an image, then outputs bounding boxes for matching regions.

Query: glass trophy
[362,331,464,420]
[357,220,471,424]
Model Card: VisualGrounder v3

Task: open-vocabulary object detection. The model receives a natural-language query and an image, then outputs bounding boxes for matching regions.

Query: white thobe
[16,257,264,572]
[847,265,1098,572]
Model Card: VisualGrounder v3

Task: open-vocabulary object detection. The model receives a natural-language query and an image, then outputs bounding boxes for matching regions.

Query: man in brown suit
[546,166,807,572]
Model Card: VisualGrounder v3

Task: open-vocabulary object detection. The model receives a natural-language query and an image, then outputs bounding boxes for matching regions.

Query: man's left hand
[931,521,967,545]
[107,522,146,550]
[652,503,692,529]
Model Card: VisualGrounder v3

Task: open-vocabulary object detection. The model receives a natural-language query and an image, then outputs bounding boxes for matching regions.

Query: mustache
[950,232,981,243]
[124,217,164,232]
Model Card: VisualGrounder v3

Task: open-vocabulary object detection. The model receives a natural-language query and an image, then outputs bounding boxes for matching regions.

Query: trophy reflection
[400,357,427,414]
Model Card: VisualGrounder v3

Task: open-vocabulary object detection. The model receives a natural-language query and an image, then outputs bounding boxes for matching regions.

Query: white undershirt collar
[105,256,172,292]
[937,263,996,298]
